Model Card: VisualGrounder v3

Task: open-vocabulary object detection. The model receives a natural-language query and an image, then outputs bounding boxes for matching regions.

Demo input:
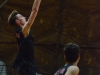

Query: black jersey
[12,28,35,70]
[54,64,72,75]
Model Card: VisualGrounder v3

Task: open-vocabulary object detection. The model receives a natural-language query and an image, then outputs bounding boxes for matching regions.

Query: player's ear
[78,54,80,59]
[15,19,20,25]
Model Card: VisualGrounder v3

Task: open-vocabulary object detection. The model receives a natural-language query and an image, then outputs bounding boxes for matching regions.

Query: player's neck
[65,61,78,66]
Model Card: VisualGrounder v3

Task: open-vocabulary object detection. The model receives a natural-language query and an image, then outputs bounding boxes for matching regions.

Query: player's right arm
[22,0,42,38]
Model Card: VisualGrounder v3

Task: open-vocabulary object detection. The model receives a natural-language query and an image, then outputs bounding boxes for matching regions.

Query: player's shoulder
[68,65,79,71]
[68,65,79,69]
[65,65,79,75]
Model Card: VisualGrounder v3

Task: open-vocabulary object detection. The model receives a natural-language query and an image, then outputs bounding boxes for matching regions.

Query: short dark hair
[63,43,80,63]
[8,10,19,26]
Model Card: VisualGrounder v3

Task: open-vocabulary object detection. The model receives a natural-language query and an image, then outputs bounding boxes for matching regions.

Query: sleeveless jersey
[13,28,35,69]
[54,64,72,75]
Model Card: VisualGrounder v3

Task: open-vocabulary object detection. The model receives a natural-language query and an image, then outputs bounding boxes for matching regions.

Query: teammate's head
[63,43,80,63]
[8,10,26,27]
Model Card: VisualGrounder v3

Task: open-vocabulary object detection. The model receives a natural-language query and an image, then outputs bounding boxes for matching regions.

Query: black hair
[8,10,19,26]
[63,43,80,63]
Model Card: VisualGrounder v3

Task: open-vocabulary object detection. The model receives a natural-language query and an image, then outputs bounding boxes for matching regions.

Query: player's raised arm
[22,0,42,37]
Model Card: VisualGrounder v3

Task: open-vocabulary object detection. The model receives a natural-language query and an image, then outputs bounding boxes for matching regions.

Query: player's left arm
[65,66,79,75]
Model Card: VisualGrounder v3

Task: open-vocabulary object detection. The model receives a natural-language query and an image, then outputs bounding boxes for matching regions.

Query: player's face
[16,14,26,26]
